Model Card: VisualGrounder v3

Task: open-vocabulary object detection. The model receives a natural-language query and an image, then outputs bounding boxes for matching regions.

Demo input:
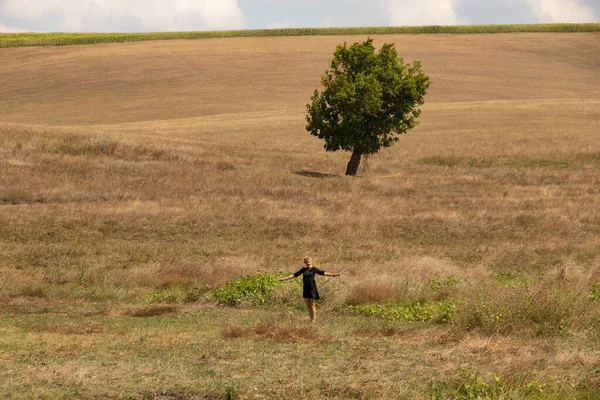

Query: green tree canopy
[306,38,430,175]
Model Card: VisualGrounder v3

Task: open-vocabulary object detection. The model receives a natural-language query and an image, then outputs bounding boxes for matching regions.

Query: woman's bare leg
[304,298,316,322]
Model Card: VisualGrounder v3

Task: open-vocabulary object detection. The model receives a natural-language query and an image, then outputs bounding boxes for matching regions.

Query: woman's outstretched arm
[324,272,341,277]
[279,274,295,282]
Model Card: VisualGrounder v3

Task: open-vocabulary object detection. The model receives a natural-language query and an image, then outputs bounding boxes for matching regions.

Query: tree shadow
[293,170,339,179]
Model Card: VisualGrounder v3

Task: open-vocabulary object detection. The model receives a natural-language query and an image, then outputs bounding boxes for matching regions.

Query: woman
[279,256,340,322]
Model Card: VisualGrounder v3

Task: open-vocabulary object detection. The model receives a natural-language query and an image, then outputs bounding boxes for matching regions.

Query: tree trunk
[345,150,362,176]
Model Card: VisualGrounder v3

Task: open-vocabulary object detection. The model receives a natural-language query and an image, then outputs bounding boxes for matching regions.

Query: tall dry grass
[2,113,599,335]
[1,98,599,300]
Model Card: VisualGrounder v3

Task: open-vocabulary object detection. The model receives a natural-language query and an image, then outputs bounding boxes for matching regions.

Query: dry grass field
[1,33,599,399]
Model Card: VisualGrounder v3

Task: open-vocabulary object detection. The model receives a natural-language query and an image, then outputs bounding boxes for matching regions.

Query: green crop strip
[1,23,599,48]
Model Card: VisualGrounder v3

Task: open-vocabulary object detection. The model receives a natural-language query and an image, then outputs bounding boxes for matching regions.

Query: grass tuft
[339,300,456,323]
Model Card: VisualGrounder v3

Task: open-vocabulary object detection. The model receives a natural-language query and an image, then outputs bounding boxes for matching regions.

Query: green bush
[214,273,279,306]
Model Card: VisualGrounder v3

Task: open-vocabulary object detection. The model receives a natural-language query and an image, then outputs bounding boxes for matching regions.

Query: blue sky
[0,0,598,33]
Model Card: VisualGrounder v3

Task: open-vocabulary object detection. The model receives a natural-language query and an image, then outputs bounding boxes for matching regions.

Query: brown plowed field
[1,33,598,123]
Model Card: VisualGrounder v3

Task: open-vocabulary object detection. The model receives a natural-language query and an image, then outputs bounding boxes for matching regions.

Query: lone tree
[306,38,430,176]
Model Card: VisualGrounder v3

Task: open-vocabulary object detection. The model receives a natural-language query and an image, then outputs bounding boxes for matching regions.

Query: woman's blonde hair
[304,256,312,263]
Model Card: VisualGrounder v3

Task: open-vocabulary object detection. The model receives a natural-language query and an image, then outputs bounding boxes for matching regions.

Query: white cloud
[2,0,598,32]
[0,23,27,32]
[0,0,247,32]
[524,0,598,22]
[265,19,296,29]
[383,0,467,26]
[318,15,334,27]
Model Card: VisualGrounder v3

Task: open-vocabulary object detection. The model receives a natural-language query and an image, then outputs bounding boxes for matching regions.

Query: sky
[0,0,598,33]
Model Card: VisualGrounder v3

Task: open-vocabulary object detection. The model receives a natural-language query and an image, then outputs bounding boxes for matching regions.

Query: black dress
[294,267,325,299]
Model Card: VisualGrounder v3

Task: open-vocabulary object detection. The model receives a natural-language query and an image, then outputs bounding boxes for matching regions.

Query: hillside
[1,33,599,399]
[1,33,598,124]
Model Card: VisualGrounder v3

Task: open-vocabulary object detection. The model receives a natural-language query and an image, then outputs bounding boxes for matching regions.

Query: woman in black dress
[279,256,340,322]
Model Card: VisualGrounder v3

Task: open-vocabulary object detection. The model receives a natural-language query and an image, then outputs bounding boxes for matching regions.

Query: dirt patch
[124,305,181,318]
[222,321,327,343]
[140,389,223,400]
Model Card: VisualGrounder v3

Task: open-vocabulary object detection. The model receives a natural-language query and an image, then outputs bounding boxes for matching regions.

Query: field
[1,31,600,399]
[2,23,599,47]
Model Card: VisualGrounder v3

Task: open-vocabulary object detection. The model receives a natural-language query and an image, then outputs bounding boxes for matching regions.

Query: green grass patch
[339,300,456,323]
[144,289,182,304]
[429,369,550,400]
[589,282,600,302]
[429,369,506,400]
[493,271,530,287]
[428,275,459,291]
[429,368,600,400]
[1,24,599,47]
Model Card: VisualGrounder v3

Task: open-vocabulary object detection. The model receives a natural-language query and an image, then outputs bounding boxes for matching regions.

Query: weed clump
[428,368,600,399]
[454,281,594,336]
[428,369,547,400]
[493,271,530,287]
[589,282,600,302]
